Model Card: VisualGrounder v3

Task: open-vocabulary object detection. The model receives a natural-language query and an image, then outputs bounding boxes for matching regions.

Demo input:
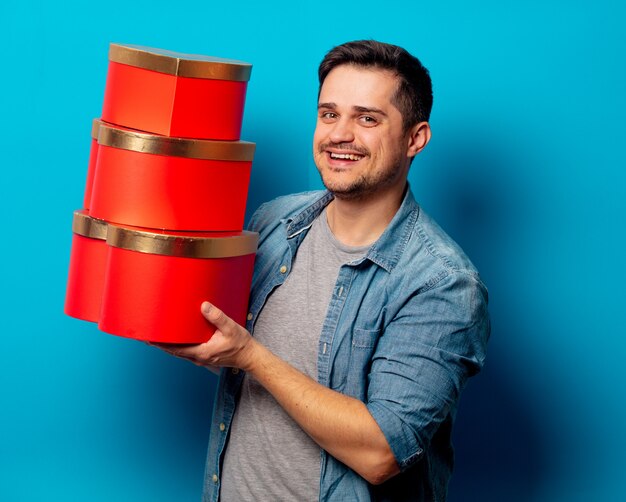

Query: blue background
[1,1,625,500]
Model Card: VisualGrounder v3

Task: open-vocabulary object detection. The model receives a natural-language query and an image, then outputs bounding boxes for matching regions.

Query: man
[156,40,490,501]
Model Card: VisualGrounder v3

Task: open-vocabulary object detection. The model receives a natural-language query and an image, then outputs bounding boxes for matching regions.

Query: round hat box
[98,224,258,343]
[83,118,102,211]
[101,43,251,140]
[89,122,255,232]
[65,210,108,323]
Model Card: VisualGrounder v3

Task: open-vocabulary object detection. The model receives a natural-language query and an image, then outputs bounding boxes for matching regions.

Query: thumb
[201,301,233,331]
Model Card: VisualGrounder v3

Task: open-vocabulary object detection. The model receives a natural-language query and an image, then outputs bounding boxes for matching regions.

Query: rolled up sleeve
[366,271,490,470]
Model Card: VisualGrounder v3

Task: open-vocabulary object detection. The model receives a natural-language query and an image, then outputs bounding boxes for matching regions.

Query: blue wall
[2,1,625,500]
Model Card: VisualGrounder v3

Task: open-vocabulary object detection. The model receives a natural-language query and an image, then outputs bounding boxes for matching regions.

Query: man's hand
[151,301,399,485]
[150,302,258,372]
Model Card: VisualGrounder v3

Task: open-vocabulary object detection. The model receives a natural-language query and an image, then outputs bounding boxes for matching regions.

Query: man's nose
[329,118,355,144]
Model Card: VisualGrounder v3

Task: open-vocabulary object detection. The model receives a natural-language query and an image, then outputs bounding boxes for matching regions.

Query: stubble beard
[315,155,406,201]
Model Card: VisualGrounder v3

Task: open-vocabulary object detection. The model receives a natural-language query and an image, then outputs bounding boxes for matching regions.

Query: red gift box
[98,225,258,343]
[83,119,102,211]
[65,211,108,322]
[101,43,251,140]
[66,43,258,344]
[89,122,255,231]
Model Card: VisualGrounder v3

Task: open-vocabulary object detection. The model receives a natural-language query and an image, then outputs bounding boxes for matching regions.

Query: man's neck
[325,183,407,247]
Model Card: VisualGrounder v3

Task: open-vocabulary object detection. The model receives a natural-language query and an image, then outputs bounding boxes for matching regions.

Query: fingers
[150,342,198,359]
[145,302,248,370]
[151,341,217,368]
[201,301,235,332]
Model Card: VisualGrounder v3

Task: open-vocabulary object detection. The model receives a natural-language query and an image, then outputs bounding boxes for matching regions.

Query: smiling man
[156,40,490,501]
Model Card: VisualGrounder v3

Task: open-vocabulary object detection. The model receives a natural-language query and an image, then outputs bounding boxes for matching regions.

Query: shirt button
[212,474,218,483]
[219,423,226,432]
[279,265,287,274]
[231,368,240,375]
[246,312,253,321]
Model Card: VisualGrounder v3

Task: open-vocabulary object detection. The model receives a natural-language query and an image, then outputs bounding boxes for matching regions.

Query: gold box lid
[91,118,102,139]
[72,210,108,240]
[107,225,259,259]
[109,43,252,81]
[97,122,256,161]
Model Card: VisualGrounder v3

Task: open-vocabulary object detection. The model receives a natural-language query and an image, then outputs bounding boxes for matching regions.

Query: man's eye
[321,111,337,120]
[359,116,377,125]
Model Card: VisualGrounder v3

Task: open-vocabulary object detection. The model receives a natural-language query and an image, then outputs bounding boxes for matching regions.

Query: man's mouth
[328,152,364,161]
[319,142,369,162]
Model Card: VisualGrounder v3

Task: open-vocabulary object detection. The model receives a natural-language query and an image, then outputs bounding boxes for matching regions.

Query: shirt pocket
[345,327,381,401]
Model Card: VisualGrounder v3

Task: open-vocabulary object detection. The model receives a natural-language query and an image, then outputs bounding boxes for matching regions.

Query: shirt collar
[365,187,420,272]
[284,191,334,238]
[284,187,420,273]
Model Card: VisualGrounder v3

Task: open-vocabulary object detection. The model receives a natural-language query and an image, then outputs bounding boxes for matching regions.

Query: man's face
[313,65,412,200]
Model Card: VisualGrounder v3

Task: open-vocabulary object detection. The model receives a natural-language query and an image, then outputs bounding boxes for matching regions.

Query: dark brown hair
[318,40,433,130]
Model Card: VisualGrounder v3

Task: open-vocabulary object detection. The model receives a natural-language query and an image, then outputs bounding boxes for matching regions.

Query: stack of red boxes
[65,43,258,343]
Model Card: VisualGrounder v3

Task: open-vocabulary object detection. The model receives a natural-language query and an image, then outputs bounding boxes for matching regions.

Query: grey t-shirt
[219,208,368,501]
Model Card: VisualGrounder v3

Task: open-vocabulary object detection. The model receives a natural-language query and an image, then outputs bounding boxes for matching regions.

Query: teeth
[330,152,363,161]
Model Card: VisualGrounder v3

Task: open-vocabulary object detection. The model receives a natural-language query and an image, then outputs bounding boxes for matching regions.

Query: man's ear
[407,122,432,158]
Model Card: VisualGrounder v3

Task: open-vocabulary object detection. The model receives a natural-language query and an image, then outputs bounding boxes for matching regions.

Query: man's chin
[322,181,370,200]
[318,169,373,200]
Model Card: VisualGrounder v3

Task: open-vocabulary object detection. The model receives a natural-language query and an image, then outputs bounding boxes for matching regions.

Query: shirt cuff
[367,400,424,471]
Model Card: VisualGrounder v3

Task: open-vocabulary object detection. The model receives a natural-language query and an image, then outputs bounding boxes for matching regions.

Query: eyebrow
[318,102,337,110]
[318,102,388,117]
[353,105,387,117]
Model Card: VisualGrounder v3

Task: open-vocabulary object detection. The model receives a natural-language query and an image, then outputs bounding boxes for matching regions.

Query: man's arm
[154,301,400,485]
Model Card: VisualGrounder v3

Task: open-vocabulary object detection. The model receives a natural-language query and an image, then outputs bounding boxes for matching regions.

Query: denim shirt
[202,187,490,502]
